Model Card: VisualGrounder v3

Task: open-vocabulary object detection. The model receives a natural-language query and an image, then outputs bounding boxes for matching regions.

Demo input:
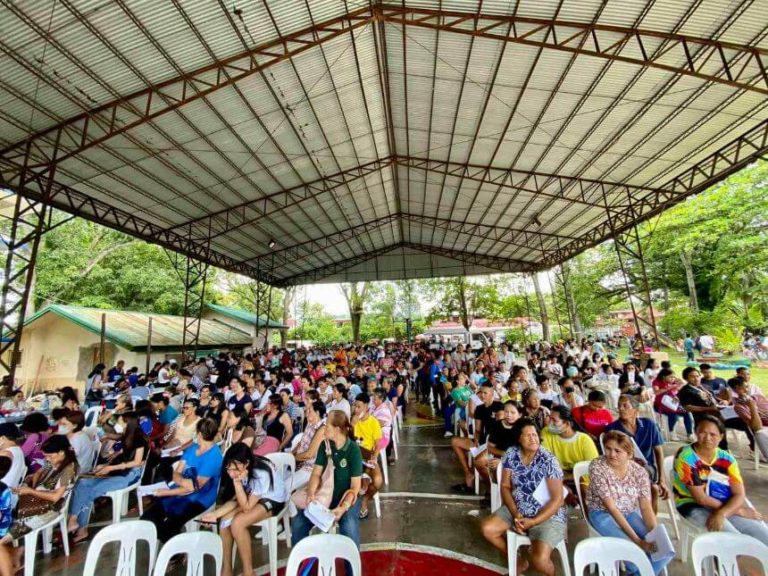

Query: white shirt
[158,368,170,384]
[328,398,351,419]
[248,462,289,503]
[1,446,25,488]
[499,351,516,367]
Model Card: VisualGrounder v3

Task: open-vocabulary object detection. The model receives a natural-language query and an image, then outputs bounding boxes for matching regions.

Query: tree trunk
[532,274,550,341]
[280,286,295,347]
[679,250,699,313]
[351,311,362,343]
[341,282,369,343]
[561,261,583,337]
[457,278,471,331]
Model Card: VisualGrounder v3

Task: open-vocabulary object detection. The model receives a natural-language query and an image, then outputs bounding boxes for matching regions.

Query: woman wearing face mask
[586,431,671,575]
[57,410,98,473]
[67,412,147,543]
[618,362,649,401]
[3,436,78,567]
[542,405,598,486]
[202,444,289,576]
[553,377,584,409]
[97,393,133,439]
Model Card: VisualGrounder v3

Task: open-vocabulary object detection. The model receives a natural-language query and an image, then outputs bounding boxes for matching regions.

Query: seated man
[572,391,614,442]
[729,376,768,462]
[451,382,502,494]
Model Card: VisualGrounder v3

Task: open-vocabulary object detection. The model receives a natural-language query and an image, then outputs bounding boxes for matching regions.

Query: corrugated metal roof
[1,0,766,285]
[204,303,286,330]
[24,305,252,351]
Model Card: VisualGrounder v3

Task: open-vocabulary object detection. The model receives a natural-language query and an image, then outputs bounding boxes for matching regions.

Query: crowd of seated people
[0,336,761,576]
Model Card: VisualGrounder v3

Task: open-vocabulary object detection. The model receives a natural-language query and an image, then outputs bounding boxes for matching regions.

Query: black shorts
[258,499,286,515]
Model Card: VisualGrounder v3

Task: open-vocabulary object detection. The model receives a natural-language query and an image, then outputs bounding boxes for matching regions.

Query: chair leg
[506,532,518,576]
[121,492,130,516]
[282,513,292,549]
[379,452,389,486]
[374,493,381,518]
[681,528,690,563]
[59,516,70,557]
[474,469,480,495]
[556,540,571,576]
[666,498,680,541]
[112,494,122,523]
[138,491,144,516]
[23,532,36,576]
[268,519,278,576]
[41,527,52,555]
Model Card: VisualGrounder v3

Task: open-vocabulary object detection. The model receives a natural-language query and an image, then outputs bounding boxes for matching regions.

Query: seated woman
[552,377,584,409]
[481,419,567,576]
[521,389,550,431]
[2,435,78,568]
[542,405,598,488]
[1,390,29,412]
[225,377,253,415]
[20,412,50,473]
[572,390,615,442]
[67,412,147,543]
[223,408,256,449]
[351,393,382,520]
[673,414,768,544]
[156,398,201,481]
[96,393,133,442]
[653,368,694,442]
[291,410,363,547]
[586,431,671,575]
[474,401,521,484]
[140,418,223,542]
[195,385,214,416]
[254,395,293,456]
[202,444,289,576]
[57,410,98,473]
[618,362,649,401]
[291,400,326,491]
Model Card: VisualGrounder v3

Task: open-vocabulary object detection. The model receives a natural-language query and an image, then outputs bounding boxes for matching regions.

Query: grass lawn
[619,347,768,395]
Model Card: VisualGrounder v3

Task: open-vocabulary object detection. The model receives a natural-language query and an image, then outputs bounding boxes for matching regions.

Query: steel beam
[3,172,279,284]
[541,118,768,267]
[400,242,534,274]
[278,244,402,287]
[180,257,209,361]
[0,187,49,382]
[381,6,768,96]
[395,156,665,212]
[182,157,394,243]
[0,5,376,181]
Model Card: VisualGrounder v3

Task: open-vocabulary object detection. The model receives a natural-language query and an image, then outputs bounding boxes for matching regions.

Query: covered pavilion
[2,0,768,378]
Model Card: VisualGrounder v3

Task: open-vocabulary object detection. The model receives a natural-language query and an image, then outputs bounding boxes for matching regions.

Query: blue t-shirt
[162,444,223,513]
[159,405,179,425]
[605,417,663,467]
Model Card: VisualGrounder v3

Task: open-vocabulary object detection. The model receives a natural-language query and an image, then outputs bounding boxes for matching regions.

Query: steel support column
[180,256,209,361]
[0,191,49,383]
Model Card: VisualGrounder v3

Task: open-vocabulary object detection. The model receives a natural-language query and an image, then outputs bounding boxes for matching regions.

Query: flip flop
[359,508,369,520]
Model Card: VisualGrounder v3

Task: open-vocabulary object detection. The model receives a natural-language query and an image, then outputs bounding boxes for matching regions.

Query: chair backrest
[84,405,103,429]
[662,455,675,495]
[572,460,591,512]
[83,520,158,576]
[152,531,222,576]
[267,452,296,493]
[573,537,655,576]
[691,532,768,576]
[289,432,304,451]
[285,534,361,576]
[91,439,103,471]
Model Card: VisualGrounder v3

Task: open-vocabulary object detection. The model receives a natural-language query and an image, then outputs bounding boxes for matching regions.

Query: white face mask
[113,423,124,434]
[57,424,72,435]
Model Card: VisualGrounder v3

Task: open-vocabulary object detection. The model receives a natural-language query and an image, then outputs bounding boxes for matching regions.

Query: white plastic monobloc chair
[574,537,655,576]
[507,531,571,576]
[490,460,503,512]
[152,531,223,576]
[379,450,389,486]
[83,520,158,576]
[663,455,704,562]
[257,453,296,576]
[102,458,149,522]
[572,460,601,539]
[285,534,361,576]
[21,492,72,576]
[691,532,768,576]
[84,405,103,430]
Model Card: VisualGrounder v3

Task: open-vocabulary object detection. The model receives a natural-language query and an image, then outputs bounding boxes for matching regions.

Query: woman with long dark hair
[254,395,293,456]
[85,363,106,404]
[67,412,147,542]
[202,443,289,576]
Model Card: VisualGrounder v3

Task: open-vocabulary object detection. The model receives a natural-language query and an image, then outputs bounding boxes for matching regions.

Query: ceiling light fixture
[268,239,276,249]
[532,215,542,228]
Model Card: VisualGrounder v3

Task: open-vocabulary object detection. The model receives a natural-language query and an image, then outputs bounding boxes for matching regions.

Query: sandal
[359,508,369,520]
[72,532,90,545]
[451,483,473,494]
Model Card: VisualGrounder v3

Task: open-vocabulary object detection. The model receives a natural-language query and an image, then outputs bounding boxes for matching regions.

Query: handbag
[291,439,335,510]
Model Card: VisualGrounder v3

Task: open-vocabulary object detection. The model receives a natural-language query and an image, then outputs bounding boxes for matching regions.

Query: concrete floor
[33,416,768,576]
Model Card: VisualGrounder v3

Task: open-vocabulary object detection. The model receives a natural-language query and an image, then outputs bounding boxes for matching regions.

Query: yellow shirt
[541,428,598,472]
[354,415,383,451]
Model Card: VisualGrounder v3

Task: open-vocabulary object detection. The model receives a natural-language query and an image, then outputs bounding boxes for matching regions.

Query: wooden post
[99,313,106,364]
[146,317,153,375]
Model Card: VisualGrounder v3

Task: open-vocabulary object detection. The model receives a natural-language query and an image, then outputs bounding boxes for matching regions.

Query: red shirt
[572,406,614,438]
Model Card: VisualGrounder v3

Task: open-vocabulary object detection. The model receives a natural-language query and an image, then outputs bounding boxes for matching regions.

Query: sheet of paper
[719,406,738,421]
[645,525,675,563]
[469,443,487,458]
[305,501,335,533]
[137,481,170,498]
[532,480,567,507]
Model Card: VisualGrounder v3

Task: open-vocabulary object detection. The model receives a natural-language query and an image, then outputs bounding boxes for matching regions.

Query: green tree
[340,282,371,343]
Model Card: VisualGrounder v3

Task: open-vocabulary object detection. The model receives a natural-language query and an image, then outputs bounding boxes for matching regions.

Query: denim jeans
[588,509,672,575]
[683,505,768,545]
[291,496,363,548]
[666,411,694,434]
[70,468,141,528]
[443,403,455,433]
